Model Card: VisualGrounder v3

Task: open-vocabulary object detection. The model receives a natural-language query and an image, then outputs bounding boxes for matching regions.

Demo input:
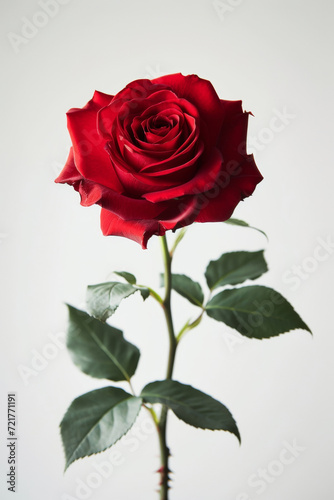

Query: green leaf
[66,306,140,381]
[141,380,240,441]
[60,387,142,470]
[224,218,268,240]
[160,273,204,307]
[114,271,137,285]
[206,285,311,339]
[170,228,187,255]
[205,250,268,290]
[137,287,150,300]
[86,281,148,322]
[114,272,150,300]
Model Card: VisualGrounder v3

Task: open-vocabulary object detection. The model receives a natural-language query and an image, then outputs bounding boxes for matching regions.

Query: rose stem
[157,234,178,500]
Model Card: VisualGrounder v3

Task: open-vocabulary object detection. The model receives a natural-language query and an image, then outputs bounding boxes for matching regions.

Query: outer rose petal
[55,153,169,221]
[100,209,164,249]
[195,155,263,223]
[152,73,224,145]
[57,163,201,231]
[219,100,249,160]
[66,91,124,192]
[111,79,167,107]
[65,175,165,219]
[100,195,199,249]
[87,90,113,109]
[55,149,108,209]
[55,148,82,185]
[77,177,198,223]
[159,196,199,231]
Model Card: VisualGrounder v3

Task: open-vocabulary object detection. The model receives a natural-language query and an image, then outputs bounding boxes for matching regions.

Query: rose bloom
[56,73,262,248]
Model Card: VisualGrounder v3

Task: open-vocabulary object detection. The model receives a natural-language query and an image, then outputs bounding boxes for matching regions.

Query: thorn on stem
[156,465,173,486]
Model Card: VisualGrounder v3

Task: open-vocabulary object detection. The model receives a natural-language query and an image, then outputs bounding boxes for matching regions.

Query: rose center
[145,114,173,134]
[152,116,169,130]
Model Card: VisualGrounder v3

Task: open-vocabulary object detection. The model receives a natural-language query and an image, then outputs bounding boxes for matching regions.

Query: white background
[1,0,333,499]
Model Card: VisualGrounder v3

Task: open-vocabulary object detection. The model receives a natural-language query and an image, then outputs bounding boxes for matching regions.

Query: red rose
[55,73,262,248]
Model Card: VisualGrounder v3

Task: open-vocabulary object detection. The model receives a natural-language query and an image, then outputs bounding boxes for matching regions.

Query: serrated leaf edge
[67,305,137,381]
[206,285,312,336]
[161,273,204,307]
[141,382,240,441]
[206,250,267,290]
[61,393,142,470]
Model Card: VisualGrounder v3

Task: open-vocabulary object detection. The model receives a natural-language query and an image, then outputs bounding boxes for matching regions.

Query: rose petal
[66,93,124,192]
[98,89,180,142]
[195,155,263,222]
[143,147,222,202]
[152,73,224,145]
[77,179,167,219]
[219,101,250,160]
[112,79,167,106]
[132,112,182,147]
[119,113,197,175]
[141,141,204,180]
[136,125,183,152]
[104,138,203,196]
[56,162,170,223]
[159,196,199,230]
[105,93,200,170]
[100,209,164,249]
[100,194,199,248]
[118,98,199,155]
[55,148,82,185]
[139,113,198,173]
[88,90,113,109]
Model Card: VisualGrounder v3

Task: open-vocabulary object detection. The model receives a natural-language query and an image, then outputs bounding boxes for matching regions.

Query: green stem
[157,235,177,500]
[160,235,177,380]
[176,289,212,342]
[137,285,164,305]
[169,227,187,257]
[176,308,205,343]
